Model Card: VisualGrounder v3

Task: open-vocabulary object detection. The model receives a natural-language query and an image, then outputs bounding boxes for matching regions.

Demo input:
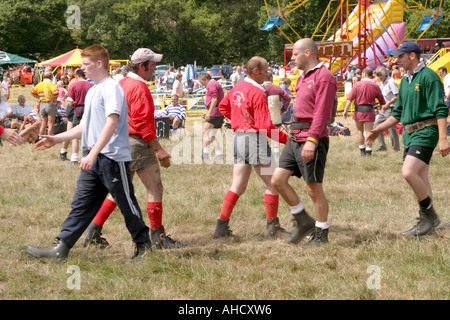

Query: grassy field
[0,117,448,301]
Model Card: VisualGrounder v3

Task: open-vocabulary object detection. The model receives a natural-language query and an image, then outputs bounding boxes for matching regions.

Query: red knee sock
[93,198,117,227]
[219,191,240,221]
[147,202,163,229]
[264,194,279,220]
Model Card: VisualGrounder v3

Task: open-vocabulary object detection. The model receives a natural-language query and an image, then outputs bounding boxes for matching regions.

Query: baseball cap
[390,42,421,56]
[130,48,163,64]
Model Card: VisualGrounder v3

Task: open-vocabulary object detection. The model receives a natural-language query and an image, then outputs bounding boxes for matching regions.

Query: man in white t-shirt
[0,95,12,128]
[438,66,450,107]
[27,44,151,264]
[11,95,33,122]
[230,65,245,87]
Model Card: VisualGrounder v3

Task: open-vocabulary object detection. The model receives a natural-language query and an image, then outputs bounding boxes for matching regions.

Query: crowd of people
[1,39,448,264]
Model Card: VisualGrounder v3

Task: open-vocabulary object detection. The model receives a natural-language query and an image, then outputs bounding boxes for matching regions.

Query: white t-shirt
[11,104,33,118]
[0,100,11,118]
[113,74,124,82]
[230,72,245,86]
[172,79,184,96]
[380,76,399,103]
[1,80,10,96]
[80,77,131,162]
[443,73,450,97]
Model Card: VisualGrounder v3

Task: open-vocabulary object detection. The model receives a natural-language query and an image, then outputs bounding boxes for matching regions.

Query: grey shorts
[279,138,329,183]
[233,132,273,165]
[128,135,158,171]
[39,102,57,117]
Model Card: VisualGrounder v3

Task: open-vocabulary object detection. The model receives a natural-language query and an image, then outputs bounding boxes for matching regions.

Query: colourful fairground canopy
[38,47,83,67]
[38,47,126,68]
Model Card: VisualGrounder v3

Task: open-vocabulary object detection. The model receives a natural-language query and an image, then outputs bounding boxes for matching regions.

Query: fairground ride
[262,0,444,74]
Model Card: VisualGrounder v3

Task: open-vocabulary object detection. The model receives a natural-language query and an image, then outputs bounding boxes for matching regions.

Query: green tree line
[0,0,448,67]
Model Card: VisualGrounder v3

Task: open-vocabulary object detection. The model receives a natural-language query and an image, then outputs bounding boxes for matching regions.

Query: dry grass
[0,117,449,301]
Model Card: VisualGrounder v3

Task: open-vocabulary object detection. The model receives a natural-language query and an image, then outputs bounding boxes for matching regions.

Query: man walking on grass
[271,38,337,248]
[214,56,289,239]
[26,44,151,264]
[343,68,385,156]
[367,41,449,237]
[82,47,185,249]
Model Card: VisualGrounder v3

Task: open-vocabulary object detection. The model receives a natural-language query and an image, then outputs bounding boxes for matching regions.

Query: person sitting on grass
[18,109,41,143]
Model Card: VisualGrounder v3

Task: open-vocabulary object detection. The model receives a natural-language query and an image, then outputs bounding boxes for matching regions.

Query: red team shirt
[120,74,156,142]
[219,78,288,144]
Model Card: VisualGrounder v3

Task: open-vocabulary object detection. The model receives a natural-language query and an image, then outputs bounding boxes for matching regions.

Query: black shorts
[72,106,84,127]
[66,105,74,122]
[278,137,329,183]
[207,116,224,129]
[403,145,434,165]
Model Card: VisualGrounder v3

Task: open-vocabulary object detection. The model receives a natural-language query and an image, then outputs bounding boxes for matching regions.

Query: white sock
[316,221,330,229]
[60,148,67,154]
[359,145,366,150]
[71,153,79,162]
[289,202,305,215]
[216,150,223,155]
[366,147,372,151]
[203,147,209,153]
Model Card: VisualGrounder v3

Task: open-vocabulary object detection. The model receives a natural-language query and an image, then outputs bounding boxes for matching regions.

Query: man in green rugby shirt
[367,42,449,237]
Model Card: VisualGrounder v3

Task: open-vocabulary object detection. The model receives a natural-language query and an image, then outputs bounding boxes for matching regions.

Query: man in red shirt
[271,38,337,247]
[215,56,289,239]
[82,48,185,249]
[199,73,225,162]
[343,68,385,156]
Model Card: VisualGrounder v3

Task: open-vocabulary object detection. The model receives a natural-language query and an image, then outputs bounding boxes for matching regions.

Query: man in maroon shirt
[262,71,291,126]
[199,73,225,162]
[343,68,385,156]
[271,38,337,248]
[64,69,94,164]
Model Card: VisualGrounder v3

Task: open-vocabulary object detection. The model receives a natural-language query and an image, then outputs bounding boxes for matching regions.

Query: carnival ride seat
[260,17,285,31]
[416,15,441,31]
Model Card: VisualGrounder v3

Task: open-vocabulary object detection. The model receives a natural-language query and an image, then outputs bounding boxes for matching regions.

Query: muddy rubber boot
[26,238,71,263]
[81,222,110,248]
[59,152,69,161]
[124,240,152,264]
[302,227,329,248]
[265,217,289,238]
[286,209,315,244]
[400,206,440,237]
[151,226,187,249]
[213,219,234,239]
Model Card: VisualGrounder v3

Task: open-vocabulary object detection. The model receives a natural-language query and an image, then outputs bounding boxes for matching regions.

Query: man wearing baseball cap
[367,41,449,236]
[83,47,186,249]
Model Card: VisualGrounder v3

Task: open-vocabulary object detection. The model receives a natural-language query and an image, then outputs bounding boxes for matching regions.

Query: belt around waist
[291,121,311,130]
[355,104,374,112]
[404,118,437,134]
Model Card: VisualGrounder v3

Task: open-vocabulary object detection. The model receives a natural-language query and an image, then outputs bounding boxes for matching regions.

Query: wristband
[306,137,318,144]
